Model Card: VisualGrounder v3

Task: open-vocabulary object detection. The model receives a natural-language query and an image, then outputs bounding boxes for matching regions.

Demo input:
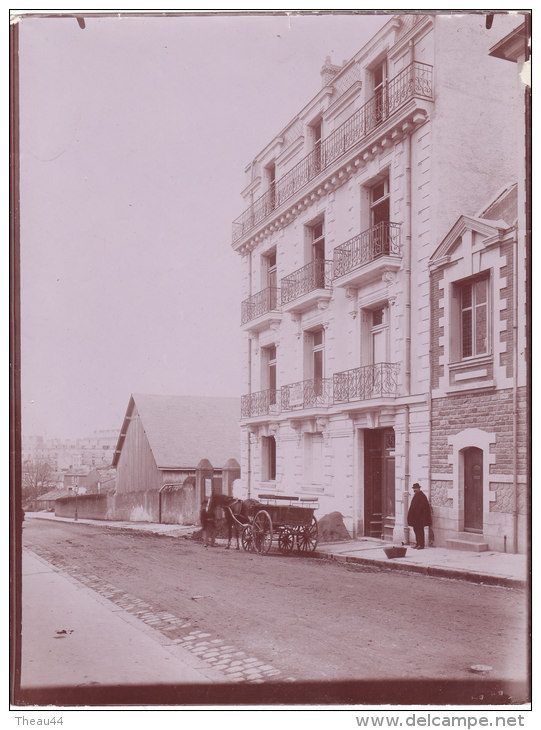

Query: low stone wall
[160,484,197,525]
[55,493,111,520]
[112,490,160,522]
[54,484,199,526]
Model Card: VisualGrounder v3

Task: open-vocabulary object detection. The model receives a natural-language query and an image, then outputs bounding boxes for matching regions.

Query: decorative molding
[234,104,431,254]
[382,268,396,286]
[268,422,280,441]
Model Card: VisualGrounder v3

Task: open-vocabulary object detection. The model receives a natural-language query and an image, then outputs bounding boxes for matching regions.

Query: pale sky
[18,11,390,440]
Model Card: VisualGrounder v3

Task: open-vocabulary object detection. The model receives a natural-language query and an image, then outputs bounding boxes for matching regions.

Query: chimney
[320,56,342,87]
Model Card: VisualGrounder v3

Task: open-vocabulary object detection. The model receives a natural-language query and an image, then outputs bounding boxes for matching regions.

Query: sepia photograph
[10,7,531,718]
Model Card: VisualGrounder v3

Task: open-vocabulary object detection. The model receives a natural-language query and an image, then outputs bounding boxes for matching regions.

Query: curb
[27,516,525,589]
[312,550,526,589]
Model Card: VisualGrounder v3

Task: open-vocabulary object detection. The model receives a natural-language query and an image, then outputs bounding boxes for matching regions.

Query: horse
[205,493,260,549]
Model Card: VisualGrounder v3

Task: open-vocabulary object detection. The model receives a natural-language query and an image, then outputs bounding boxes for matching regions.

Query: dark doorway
[364,428,395,538]
[464,447,483,532]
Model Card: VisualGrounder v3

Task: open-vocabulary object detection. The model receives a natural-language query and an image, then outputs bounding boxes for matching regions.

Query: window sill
[448,354,493,372]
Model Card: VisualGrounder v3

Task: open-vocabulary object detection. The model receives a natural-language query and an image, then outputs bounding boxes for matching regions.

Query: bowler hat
[412,483,421,489]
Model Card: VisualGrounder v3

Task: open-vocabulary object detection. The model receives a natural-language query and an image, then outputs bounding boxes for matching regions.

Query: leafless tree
[22,460,55,505]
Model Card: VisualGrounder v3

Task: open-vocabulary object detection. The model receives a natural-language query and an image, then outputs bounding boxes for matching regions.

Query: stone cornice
[234,101,431,255]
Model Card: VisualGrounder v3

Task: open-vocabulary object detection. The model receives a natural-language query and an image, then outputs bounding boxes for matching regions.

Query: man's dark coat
[407,490,432,528]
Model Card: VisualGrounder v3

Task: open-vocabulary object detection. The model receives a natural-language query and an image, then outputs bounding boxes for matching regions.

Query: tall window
[264,249,278,309]
[371,178,390,225]
[460,276,489,358]
[373,59,387,123]
[263,345,277,405]
[312,328,325,395]
[370,177,390,256]
[262,436,276,481]
[267,163,276,209]
[311,220,325,287]
[311,221,325,261]
[266,250,277,288]
[312,119,322,172]
[370,305,389,364]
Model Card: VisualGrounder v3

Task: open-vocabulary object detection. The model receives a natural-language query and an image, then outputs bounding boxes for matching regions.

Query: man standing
[407,482,432,549]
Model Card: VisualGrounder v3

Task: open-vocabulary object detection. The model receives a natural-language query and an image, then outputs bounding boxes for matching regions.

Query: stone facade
[231,13,527,551]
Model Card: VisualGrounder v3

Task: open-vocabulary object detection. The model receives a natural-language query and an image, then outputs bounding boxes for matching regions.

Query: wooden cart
[240,494,319,555]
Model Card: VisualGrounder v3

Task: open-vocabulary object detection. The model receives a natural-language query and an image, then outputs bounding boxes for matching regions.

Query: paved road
[22,519,528,686]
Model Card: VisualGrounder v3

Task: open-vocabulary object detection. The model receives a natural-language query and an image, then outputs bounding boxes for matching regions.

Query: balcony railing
[281,378,333,411]
[281,259,333,306]
[241,287,280,325]
[333,222,401,278]
[241,389,280,418]
[333,363,400,403]
[232,61,433,243]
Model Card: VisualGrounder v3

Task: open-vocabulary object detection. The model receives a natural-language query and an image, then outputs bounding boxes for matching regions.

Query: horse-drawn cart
[236,494,319,555]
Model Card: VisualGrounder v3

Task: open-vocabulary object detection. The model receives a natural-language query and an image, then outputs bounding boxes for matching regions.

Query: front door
[464,447,483,532]
[364,428,395,538]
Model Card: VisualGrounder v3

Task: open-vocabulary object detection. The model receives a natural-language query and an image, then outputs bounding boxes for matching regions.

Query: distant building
[35,488,73,512]
[231,12,527,551]
[22,429,118,471]
[80,467,116,495]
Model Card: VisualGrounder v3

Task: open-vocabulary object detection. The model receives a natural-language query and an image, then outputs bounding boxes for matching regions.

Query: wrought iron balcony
[232,61,433,243]
[333,363,400,403]
[281,259,333,307]
[241,389,280,418]
[281,378,333,411]
[333,222,401,279]
[241,287,280,325]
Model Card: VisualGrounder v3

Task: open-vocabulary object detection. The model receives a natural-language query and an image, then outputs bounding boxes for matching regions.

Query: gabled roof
[430,184,517,269]
[112,394,240,470]
[429,215,509,267]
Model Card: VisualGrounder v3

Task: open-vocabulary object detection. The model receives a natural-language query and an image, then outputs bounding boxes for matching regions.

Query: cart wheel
[297,517,318,552]
[241,524,254,552]
[252,510,273,554]
[278,528,295,554]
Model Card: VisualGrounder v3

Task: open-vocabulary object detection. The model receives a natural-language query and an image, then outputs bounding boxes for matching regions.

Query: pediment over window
[429,215,510,270]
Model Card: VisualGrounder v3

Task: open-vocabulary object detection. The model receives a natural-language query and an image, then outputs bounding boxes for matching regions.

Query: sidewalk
[27,512,528,587]
[20,549,227,690]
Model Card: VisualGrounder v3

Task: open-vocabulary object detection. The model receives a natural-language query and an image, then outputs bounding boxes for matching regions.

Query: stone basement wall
[431,387,528,476]
[430,386,528,552]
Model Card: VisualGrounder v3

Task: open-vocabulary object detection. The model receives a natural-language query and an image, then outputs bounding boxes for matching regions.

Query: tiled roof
[113,394,240,470]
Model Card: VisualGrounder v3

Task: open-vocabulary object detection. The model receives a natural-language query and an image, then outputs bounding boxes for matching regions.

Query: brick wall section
[430,268,444,389]
[431,386,528,475]
[499,240,514,379]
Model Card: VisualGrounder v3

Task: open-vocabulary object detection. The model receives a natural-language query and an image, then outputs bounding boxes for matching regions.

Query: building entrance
[464,446,483,532]
[364,428,395,538]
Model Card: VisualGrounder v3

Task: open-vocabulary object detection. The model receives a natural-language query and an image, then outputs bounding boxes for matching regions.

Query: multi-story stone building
[22,429,118,471]
[232,13,526,550]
